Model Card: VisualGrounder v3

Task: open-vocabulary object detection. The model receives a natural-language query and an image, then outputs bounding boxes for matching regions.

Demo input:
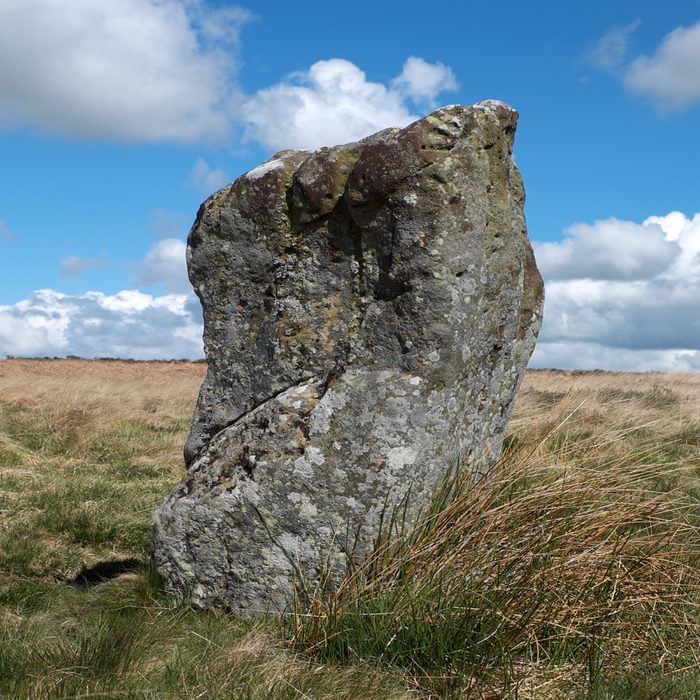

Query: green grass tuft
[290,411,700,696]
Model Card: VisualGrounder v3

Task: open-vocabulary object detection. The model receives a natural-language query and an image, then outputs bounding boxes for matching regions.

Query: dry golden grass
[0,359,206,581]
[0,357,205,417]
[517,369,700,433]
[0,358,205,474]
[2,358,697,441]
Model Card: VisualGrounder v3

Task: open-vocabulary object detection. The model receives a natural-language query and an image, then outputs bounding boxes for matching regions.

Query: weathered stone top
[183,101,542,468]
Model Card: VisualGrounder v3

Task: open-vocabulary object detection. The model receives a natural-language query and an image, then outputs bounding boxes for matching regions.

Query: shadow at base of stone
[67,558,144,588]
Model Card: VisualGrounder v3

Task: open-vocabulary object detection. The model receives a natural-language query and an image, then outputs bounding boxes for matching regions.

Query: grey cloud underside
[530,342,700,372]
[534,221,680,281]
[531,212,700,366]
[540,281,700,351]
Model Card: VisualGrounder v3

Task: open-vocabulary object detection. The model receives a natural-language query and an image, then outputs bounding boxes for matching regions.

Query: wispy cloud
[148,208,190,240]
[190,158,229,194]
[59,255,106,278]
[586,19,700,111]
[0,221,13,241]
[584,19,640,71]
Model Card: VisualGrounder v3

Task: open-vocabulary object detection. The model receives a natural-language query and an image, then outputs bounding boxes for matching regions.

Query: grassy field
[0,359,699,698]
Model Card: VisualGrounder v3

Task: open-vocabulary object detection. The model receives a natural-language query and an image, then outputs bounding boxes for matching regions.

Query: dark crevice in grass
[67,558,146,588]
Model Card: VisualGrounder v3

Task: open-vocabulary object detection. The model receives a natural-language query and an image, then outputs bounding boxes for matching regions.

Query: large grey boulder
[152,101,543,611]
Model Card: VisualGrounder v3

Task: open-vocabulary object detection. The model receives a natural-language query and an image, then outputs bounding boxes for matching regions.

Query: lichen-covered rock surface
[152,101,544,611]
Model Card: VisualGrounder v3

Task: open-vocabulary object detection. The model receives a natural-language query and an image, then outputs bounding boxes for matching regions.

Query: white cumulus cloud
[0,289,203,359]
[0,0,251,142]
[0,223,201,360]
[136,238,191,293]
[240,57,459,151]
[532,211,700,371]
[623,20,700,110]
[0,2,459,150]
[534,217,680,280]
[391,56,459,104]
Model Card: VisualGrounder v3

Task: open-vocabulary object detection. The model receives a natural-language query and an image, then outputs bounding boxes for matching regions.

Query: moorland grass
[0,359,699,698]
[291,423,700,697]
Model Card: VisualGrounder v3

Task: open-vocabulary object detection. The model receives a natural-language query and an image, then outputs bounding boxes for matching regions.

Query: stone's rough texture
[152,101,544,611]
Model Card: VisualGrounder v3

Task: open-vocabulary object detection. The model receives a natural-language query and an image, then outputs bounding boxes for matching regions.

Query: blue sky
[1,0,699,369]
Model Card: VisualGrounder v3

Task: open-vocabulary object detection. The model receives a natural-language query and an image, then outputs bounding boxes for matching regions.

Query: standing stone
[152,101,543,611]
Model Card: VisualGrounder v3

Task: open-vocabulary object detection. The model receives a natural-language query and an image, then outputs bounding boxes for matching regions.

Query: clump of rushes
[289,411,700,698]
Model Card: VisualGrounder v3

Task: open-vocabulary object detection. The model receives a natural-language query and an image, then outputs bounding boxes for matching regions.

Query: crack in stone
[188,365,351,468]
[189,375,318,465]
